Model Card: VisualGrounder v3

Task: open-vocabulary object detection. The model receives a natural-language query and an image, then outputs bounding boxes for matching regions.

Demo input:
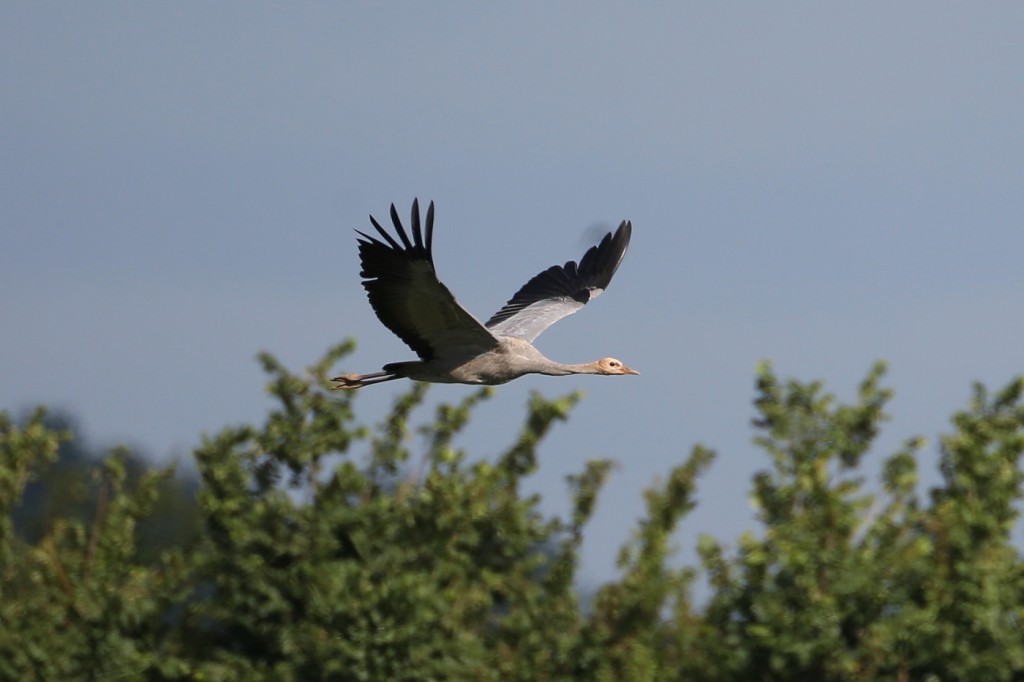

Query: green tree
[1,343,1022,681]
[0,409,192,680]
[695,363,1024,682]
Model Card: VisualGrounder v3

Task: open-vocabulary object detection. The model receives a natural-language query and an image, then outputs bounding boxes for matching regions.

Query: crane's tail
[330,371,399,390]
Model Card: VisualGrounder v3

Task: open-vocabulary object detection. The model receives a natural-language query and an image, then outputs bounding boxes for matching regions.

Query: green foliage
[2,343,1023,680]
[1,411,191,680]
[696,363,1024,682]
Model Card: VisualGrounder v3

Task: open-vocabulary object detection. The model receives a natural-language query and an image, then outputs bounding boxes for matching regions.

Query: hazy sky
[3,4,1022,590]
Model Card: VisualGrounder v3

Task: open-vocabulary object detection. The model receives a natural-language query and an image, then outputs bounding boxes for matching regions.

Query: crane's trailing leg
[330,371,398,390]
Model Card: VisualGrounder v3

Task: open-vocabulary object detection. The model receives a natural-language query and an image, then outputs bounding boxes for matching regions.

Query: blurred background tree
[10,409,201,563]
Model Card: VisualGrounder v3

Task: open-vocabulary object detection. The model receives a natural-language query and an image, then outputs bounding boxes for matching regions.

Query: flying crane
[332,200,637,389]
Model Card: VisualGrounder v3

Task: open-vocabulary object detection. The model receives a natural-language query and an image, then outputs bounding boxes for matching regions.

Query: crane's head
[595,357,639,376]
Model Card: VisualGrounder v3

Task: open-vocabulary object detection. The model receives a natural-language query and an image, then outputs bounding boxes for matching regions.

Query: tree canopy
[2,342,1022,680]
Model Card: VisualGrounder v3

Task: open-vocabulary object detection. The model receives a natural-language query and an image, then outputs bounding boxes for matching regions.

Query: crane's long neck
[500,338,603,377]
[534,360,601,376]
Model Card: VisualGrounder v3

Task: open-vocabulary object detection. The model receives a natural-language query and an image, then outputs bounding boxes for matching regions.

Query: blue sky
[3,4,1022,590]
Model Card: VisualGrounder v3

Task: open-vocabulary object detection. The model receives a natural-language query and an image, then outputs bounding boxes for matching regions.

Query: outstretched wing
[485,221,632,343]
[356,199,500,360]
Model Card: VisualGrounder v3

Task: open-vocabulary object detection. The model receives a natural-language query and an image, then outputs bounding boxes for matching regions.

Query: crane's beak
[623,366,639,376]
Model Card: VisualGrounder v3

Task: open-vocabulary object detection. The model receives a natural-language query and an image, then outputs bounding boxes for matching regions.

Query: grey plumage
[332,200,637,389]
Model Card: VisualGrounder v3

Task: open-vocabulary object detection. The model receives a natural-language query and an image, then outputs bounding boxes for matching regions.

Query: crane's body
[372,336,629,386]
[332,200,637,389]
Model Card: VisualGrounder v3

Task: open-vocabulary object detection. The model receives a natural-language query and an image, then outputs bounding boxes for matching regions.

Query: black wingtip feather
[575,220,632,290]
[410,198,423,250]
[367,215,403,250]
[425,201,435,256]
[389,203,415,250]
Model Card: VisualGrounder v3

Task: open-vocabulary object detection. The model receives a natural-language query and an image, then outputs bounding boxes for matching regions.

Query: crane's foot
[330,373,364,390]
